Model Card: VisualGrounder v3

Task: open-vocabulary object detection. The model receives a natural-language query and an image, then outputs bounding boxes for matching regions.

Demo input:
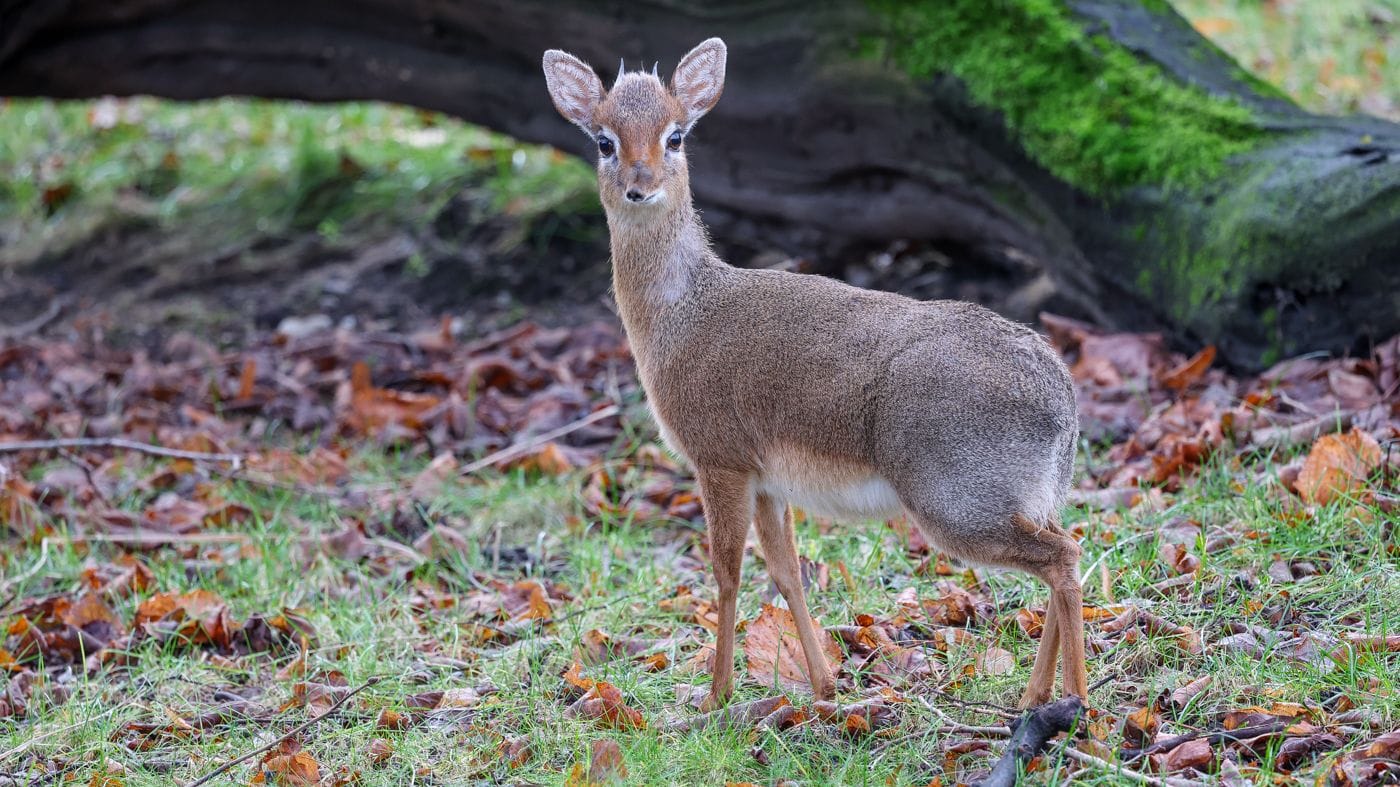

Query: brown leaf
[1014,608,1045,638]
[367,737,393,767]
[1296,428,1382,505]
[921,584,980,625]
[1169,676,1212,710]
[257,740,321,786]
[1223,702,1310,730]
[1158,542,1201,576]
[1162,738,1214,773]
[1123,703,1162,748]
[375,708,409,730]
[586,739,627,783]
[975,647,1015,676]
[743,604,841,693]
[436,686,483,709]
[561,667,645,730]
[500,736,531,768]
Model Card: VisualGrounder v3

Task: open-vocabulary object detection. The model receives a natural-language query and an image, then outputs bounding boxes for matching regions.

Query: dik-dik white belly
[756,446,902,521]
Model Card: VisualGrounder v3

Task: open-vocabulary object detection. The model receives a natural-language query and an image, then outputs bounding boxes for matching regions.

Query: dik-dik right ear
[543,49,605,134]
[671,37,727,128]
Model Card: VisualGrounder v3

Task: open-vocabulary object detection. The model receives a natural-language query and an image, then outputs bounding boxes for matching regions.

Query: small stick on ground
[458,404,620,476]
[0,295,69,340]
[0,437,242,467]
[976,696,1084,787]
[1122,719,1292,761]
[187,676,381,787]
[1062,746,1198,787]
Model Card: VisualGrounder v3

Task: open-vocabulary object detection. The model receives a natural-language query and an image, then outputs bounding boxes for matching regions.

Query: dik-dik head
[542,39,726,214]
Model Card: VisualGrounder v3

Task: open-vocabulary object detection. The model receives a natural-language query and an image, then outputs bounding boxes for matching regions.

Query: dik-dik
[543,38,1087,710]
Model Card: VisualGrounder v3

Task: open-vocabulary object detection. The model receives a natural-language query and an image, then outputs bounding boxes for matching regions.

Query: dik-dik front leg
[754,492,834,701]
[696,467,752,711]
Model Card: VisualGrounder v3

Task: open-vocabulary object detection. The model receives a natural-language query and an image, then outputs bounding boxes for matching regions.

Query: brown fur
[543,39,1088,709]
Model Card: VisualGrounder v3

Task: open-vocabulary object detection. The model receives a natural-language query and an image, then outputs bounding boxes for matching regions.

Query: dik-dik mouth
[623,188,666,206]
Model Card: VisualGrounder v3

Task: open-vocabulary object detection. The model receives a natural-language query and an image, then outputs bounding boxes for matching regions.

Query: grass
[3,443,1396,785]
[1170,0,1399,121]
[0,97,596,265]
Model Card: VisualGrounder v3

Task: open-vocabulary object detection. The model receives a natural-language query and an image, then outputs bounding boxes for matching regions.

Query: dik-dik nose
[625,161,656,202]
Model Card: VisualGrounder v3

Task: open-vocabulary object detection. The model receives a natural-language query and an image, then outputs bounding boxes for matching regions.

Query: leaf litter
[0,311,1397,784]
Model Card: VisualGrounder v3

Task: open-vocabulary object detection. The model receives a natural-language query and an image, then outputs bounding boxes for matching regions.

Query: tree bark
[2,0,1397,370]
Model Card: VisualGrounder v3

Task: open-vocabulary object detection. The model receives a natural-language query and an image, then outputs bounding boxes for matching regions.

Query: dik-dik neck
[606,199,714,350]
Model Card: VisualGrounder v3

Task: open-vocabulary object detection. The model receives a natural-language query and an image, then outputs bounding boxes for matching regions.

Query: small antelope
[542,38,1087,710]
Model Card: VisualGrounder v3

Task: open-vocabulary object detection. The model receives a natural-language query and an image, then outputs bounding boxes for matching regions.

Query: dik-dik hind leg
[754,493,834,701]
[1019,597,1060,708]
[1010,514,1089,702]
[1014,514,1089,699]
[696,467,753,712]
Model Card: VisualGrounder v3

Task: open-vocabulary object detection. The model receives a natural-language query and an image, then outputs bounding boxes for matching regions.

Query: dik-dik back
[543,38,1088,711]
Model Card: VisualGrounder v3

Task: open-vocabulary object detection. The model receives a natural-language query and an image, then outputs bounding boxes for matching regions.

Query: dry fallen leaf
[1296,428,1382,505]
[255,740,321,786]
[587,738,627,783]
[1160,738,1214,773]
[367,737,393,767]
[743,604,841,693]
[975,647,1015,676]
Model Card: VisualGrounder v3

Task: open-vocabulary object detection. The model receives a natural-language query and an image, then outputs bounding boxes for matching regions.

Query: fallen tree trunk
[2,0,1397,369]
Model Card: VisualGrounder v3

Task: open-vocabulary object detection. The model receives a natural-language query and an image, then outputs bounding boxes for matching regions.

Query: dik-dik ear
[671,37,726,127]
[542,49,605,134]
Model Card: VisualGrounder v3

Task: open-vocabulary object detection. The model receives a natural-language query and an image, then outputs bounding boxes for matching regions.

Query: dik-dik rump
[543,38,1087,710]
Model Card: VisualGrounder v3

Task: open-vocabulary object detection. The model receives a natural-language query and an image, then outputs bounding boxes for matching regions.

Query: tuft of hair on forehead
[602,71,678,130]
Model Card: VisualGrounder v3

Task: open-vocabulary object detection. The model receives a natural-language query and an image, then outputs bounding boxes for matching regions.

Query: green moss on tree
[864,0,1266,196]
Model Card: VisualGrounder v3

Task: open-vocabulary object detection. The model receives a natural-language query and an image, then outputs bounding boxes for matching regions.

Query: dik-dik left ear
[671,37,726,128]
[543,49,605,134]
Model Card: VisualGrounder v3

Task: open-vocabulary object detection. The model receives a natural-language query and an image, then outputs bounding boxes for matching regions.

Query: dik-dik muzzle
[622,157,662,204]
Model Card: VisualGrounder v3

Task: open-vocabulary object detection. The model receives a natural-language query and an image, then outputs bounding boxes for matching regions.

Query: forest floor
[1,315,1398,786]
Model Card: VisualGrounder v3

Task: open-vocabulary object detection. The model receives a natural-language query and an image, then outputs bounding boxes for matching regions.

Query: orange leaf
[1159,345,1215,390]
[1296,428,1381,505]
[237,358,257,400]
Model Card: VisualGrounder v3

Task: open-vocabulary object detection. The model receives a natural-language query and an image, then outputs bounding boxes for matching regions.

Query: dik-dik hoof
[1018,686,1053,709]
[699,689,731,713]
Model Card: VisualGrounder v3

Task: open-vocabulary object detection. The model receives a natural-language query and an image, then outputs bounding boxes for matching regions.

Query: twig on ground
[0,296,69,340]
[1087,673,1117,693]
[916,696,1014,735]
[924,687,1021,721]
[1249,409,1357,451]
[187,676,381,787]
[1122,720,1292,761]
[1062,746,1197,787]
[56,447,112,507]
[976,696,1084,787]
[0,437,242,467]
[458,404,620,476]
[870,699,1011,770]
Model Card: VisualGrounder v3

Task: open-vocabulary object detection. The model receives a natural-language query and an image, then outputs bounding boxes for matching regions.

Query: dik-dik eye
[597,136,615,157]
[666,130,684,151]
